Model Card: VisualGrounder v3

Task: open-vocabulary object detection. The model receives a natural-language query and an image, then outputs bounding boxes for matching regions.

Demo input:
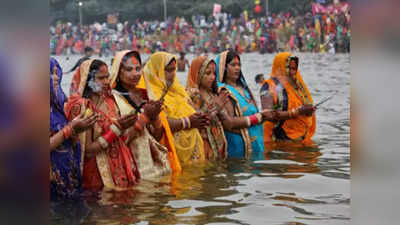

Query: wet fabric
[50,57,82,200]
[186,56,227,160]
[261,52,316,144]
[215,51,264,160]
[137,51,205,164]
[109,50,179,177]
[65,59,140,191]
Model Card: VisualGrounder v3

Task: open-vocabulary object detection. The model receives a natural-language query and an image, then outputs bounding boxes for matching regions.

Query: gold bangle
[255,113,263,123]
[110,124,122,136]
[98,136,109,149]
[181,118,186,129]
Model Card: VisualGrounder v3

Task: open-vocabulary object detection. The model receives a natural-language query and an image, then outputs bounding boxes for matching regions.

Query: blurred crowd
[50,5,350,56]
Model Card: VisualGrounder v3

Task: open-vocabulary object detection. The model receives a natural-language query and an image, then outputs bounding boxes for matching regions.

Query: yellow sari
[263,52,316,144]
[137,52,205,164]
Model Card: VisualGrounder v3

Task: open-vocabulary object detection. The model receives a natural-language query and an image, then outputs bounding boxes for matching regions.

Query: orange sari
[263,52,316,145]
[65,60,140,191]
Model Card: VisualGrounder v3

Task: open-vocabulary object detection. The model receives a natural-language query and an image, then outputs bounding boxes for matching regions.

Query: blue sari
[215,51,264,160]
[50,58,82,200]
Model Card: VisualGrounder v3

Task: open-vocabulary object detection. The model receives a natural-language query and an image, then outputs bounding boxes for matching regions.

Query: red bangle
[249,115,259,125]
[62,125,73,139]
[102,129,117,144]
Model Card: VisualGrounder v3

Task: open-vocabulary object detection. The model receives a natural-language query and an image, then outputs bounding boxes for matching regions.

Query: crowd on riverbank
[50,5,350,57]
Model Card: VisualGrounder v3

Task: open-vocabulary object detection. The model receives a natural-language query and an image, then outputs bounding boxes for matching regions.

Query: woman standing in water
[65,59,140,192]
[137,52,209,165]
[186,56,230,160]
[261,52,316,144]
[50,58,97,199]
[109,50,181,177]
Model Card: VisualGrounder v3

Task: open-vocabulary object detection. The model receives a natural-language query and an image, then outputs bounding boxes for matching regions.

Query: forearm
[148,119,164,141]
[167,117,184,133]
[50,131,65,151]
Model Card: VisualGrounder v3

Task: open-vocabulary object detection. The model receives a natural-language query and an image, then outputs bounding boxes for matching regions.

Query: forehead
[165,60,176,68]
[123,56,140,66]
[96,65,109,76]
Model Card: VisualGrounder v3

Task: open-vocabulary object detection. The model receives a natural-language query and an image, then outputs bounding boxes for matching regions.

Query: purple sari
[50,57,82,200]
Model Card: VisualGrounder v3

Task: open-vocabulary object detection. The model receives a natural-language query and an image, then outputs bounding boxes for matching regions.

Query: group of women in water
[50,49,316,200]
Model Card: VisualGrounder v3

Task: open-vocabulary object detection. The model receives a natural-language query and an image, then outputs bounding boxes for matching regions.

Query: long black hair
[82,59,107,98]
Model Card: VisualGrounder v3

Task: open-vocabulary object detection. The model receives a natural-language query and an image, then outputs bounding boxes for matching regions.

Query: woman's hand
[71,112,98,134]
[298,104,315,117]
[214,91,230,109]
[189,112,210,129]
[143,100,163,121]
[116,114,138,130]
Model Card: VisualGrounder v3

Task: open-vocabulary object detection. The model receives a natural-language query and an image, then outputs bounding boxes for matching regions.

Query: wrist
[135,113,150,131]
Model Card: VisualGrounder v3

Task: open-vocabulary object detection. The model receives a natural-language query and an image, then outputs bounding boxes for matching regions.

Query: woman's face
[289,59,298,78]
[120,56,142,88]
[164,59,176,86]
[51,66,59,94]
[226,56,241,82]
[94,64,110,93]
[200,62,216,91]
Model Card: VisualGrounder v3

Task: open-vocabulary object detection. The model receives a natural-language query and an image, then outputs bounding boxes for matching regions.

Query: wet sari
[186,56,227,160]
[65,59,140,192]
[50,57,82,200]
[137,52,205,164]
[109,50,180,178]
[215,51,264,159]
[261,52,316,144]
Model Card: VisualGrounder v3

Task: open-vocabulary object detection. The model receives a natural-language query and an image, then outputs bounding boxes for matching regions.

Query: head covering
[137,52,205,164]
[109,50,141,89]
[186,56,213,90]
[110,50,182,173]
[50,57,68,132]
[69,59,94,96]
[137,51,195,118]
[264,52,316,143]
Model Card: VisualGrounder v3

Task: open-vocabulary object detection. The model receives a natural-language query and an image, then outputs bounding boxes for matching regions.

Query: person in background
[177,52,189,72]
[66,47,94,74]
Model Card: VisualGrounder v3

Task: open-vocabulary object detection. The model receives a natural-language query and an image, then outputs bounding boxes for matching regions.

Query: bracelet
[135,113,150,131]
[248,113,262,126]
[185,117,191,129]
[98,136,109,149]
[102,129,117,144]
[62,124,73,139]
[110,124,122,136]
[245,116,251,126]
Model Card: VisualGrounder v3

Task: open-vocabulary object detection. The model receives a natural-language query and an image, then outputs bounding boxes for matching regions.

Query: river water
[51,52,350,225]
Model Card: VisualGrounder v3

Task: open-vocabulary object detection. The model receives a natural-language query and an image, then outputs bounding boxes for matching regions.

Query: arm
[148,118,164,141]
[50,130,66,151]
[167,118,185,133]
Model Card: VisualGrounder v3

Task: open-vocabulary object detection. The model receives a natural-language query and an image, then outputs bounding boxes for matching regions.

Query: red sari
[65,60,140,192]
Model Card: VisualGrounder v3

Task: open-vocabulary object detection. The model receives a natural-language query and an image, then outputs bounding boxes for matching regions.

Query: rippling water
[52,52,350,225]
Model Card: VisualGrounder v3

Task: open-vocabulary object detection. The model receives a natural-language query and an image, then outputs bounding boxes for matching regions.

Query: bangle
[181,118,186,129]
[185,117,191,129]
[62,124,73,139]
[98,136,109,149]
[245,116,251,126]
[248,113,262,126]
[110,124,122,136]
[135,113,150,131]
[102,129,117,144]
